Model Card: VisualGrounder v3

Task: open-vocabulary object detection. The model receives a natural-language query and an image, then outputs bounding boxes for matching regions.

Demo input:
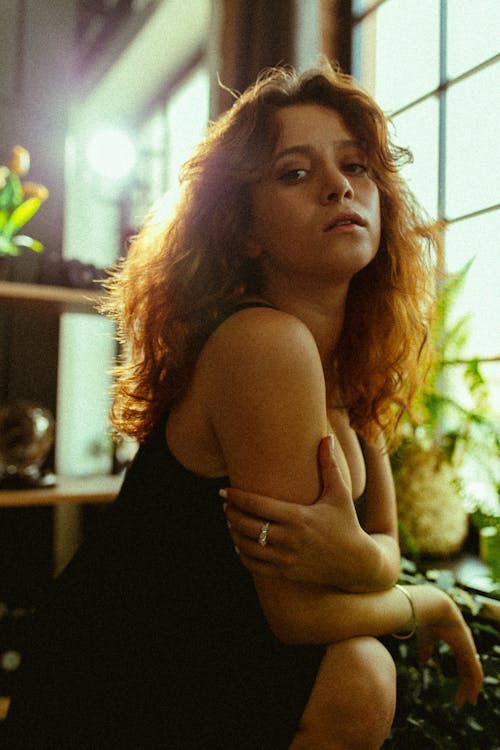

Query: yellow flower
[7,145,30,176]
[0,166,9,190]
[22,181,49,201]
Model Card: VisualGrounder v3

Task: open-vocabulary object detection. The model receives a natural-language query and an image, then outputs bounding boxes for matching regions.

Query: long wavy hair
[102,60,440,443]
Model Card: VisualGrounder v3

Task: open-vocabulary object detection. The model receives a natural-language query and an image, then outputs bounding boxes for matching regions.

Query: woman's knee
[301,637,396,749]
[332,637,396,744]
[339,637,396,726]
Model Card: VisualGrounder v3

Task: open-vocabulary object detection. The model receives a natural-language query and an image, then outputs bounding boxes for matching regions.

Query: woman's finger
[445,619,483,706]
[454,648,483,707]
[229,523,280,557]
[420,617,483,708]
[225,505,288,548]
[416,635,435,665]
[220,486,294,524]
[229,527,284,578]
[455,661,482,707]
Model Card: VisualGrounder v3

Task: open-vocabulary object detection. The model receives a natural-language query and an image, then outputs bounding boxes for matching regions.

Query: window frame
[350,0,500,375]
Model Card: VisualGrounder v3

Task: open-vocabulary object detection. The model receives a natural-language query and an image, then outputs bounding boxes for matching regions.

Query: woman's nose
[321,168,353,204]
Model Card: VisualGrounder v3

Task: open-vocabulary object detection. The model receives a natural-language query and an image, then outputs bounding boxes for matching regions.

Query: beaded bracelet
[392,583,418,640]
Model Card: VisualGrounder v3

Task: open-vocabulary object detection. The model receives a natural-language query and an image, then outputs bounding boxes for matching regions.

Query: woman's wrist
[402,583,452,630]
[392,584,418,639]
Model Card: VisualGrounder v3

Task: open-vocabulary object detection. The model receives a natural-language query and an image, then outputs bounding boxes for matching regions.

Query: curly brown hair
[102,60,440,443]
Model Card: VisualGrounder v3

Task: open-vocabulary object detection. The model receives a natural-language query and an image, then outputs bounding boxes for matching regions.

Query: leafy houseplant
[383,559,500,749]
[0,145,48,258]
[385,263,500,746]
[390,261,500,558]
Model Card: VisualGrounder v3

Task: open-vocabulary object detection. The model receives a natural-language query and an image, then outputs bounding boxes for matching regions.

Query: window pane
[392,97,439,217]
[165,67,210,193]
[354,0,440,112]
[447,0,500,78]
[445,60,500,218]
[126,112,168,228]
[445,209,500,360]
[352,14,377,93]
[140,111,167,200]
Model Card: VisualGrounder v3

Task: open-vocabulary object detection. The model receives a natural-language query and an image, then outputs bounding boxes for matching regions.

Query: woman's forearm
[256,577,483,708]
[256,579,436,645]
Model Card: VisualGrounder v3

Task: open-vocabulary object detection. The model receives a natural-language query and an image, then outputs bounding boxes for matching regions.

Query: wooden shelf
[0,280,103,315]
[0,474,121,507]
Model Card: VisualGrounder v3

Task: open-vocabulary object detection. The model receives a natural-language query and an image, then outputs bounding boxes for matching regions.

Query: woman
[5,61,482,749]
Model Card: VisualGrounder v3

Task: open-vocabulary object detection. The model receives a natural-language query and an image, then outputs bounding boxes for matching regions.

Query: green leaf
[0,172,23,210]
[0,208,8,229]
[9,172,24,206]
[3,197,42,237]
[12,234,44,252]
[464,358,486,392]
[425,569,456,591]
[450,588,481,615]
[0,235,20,255]
[466,716,484,732]
[470,509,500,531]
[398,523,421,559]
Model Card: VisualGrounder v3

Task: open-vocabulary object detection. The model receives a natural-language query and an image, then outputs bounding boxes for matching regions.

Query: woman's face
[249,103,381,288]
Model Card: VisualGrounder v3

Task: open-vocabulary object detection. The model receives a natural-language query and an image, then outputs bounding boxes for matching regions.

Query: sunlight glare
[86,127,137,181]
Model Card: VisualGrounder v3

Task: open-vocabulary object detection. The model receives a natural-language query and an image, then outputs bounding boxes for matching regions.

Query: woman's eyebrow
[273,139,367,164]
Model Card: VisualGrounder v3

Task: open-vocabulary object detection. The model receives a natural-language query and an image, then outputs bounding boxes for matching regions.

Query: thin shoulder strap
[230,301,277,312]
[209,301,277,336]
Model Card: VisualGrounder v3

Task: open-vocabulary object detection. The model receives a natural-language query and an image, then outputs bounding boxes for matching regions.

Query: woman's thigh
[294,636,397,749]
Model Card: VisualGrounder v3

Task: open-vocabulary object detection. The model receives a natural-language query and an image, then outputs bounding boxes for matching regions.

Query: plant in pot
[390,259,500,560]
[0,145,48,265]
[384,261,500,747]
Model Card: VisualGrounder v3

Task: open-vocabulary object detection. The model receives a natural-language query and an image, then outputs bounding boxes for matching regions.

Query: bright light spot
[86,128,137,181]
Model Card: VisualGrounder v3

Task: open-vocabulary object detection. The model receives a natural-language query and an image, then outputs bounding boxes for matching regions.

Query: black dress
[4,316,325,750]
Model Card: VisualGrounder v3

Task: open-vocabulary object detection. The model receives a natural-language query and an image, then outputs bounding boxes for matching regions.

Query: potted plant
[383,557,500,749]
[390,261,500,558]
[386,260,500,745]
[0,145,48,262]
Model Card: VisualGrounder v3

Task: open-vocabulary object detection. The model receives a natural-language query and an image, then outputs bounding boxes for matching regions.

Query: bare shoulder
[202,306,321,378]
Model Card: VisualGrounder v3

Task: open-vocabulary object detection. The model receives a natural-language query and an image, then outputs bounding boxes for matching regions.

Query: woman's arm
[222,434,401,591]
[254,577,482,707]
[205,309,482,705]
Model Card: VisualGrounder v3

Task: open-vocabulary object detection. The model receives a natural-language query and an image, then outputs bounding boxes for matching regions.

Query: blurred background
[0,0,498,728]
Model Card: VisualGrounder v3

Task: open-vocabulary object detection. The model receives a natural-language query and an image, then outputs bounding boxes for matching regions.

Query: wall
[0,0,78,420]
[57,0,212,477]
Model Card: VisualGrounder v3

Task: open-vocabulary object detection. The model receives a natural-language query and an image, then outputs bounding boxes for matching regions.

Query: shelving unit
[0,280,117,572]
[0,474,121,507]
[0,280,102,315]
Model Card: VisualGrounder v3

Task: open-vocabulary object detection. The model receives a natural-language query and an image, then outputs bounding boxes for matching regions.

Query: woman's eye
[343,163,368,175]
[278,168,308,183]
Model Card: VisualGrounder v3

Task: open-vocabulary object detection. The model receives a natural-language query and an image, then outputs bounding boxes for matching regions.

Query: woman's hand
[221,435,398,590]
[411,584,484,708]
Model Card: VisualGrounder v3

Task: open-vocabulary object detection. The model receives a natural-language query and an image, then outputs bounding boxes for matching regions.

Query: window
[126,64,210,232]
[352,0,500,406]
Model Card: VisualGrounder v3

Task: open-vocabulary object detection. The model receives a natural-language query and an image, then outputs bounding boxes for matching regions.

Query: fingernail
[222,502,228,513]
[219,488,228,499]
[328,433,335,454]
[226,519,231,530]
[234,545,240,555]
